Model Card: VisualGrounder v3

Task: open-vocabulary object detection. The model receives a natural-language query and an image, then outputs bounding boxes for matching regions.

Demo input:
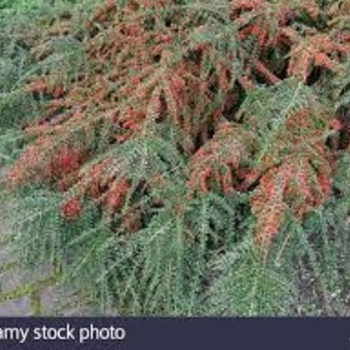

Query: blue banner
[0,317,347,349]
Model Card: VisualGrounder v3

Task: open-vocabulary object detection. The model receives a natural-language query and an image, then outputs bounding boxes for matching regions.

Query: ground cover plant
[1,0,350,315]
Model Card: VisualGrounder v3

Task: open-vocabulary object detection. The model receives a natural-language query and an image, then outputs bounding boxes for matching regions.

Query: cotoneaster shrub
[2,0,350,315]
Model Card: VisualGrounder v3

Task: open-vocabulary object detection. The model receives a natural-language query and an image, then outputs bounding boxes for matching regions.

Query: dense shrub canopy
[2,0,350,315]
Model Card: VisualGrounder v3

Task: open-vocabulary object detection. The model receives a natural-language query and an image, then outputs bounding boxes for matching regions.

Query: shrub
[2,0,350,315]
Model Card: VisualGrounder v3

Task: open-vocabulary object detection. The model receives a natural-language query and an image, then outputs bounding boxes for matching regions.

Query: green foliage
[207,249,295,316]
[2,0,350,316]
